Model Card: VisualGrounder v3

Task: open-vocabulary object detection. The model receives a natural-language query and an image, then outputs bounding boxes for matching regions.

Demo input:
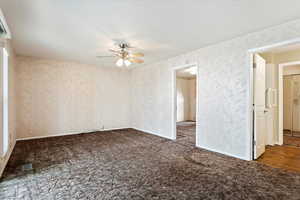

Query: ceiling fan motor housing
[97,42,144,65]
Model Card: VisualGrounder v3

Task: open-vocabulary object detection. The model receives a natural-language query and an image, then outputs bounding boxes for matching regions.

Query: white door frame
[278,61,300,145]
[248,38,300,160]
[172,63,199,146]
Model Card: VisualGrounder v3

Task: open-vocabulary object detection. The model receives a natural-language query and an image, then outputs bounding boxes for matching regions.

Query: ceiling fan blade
[129,52,144,57]
[129,58,144,64]
[109,48,120,53]
[96,55,115,58]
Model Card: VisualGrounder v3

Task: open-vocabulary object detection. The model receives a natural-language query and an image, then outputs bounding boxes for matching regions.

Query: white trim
[196,144,250,161]
[248,38,300,160]
[16,127,131,141]
[131,127,175,140]
[248,38,300,53]
[278,61,300,145]
[17,127,175,142]
[278,63,284,145]
[2,48,8,156]
[172,63,198,70]
[171,62,199,145]
[195,65,200,147]
[0,47,9,158]
[248,52,255,161]
[0,139,15,177]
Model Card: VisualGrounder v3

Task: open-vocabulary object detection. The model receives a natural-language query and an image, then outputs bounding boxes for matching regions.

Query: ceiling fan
[97,43,144,67]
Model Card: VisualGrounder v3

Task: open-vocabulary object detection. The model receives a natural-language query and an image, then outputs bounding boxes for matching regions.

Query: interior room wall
[189,78,196,121]
[0,40,17,176]
[275,49,300,64]
[16,56,131,139]
[283,65,300,75]
[176,78,190,122]
[130,19,300,160]
[176,77,196,122]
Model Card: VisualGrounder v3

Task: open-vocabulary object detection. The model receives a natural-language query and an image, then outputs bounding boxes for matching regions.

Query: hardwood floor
[284,135,300,147]
[257,144,300,173]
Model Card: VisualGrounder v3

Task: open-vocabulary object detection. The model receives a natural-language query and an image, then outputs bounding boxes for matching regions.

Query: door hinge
[254,140,256,146]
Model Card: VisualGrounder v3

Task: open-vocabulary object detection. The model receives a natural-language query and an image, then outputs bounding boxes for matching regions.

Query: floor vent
[21,163,33,171]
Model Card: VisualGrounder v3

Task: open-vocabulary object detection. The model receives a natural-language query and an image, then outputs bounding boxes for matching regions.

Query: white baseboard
[135,128,249,160]
[196,144,250,161]
[17,127,173,141]
[275,141,283,145]
[16,127,130,141]
[0,139,16,177]
[131,127,175,140]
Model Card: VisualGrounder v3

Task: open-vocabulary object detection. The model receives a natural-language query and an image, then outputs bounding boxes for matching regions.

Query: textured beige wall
[16,56,131,139]
[0,40,17,177]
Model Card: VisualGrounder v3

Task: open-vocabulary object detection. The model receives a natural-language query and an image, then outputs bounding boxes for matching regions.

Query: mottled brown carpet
[1,124,300,199]
[176,121,196,146]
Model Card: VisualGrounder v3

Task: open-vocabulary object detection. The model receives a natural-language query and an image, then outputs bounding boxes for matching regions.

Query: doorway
[250,42,300,172]
[172,63,198,146]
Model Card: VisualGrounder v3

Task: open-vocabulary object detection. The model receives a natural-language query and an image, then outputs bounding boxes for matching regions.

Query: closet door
[292,75,300,136]
[283,76,293,133]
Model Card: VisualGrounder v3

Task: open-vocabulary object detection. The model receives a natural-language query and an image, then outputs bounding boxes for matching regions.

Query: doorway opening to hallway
[172,64,198,146]
[251,41,300,172]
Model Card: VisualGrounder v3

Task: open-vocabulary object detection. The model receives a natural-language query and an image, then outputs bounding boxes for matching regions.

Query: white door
[254,53,266,159]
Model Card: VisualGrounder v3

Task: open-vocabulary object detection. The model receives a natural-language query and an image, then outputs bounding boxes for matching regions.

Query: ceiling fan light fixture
[116,58,124,67]
[98,42,144,67]
[124,59,131,67]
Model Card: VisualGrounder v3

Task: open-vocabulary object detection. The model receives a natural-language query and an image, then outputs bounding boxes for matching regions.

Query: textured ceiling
[1,0,300,67]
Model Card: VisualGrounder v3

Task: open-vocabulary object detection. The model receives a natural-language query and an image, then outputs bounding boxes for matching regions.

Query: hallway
[176,121,196,146]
